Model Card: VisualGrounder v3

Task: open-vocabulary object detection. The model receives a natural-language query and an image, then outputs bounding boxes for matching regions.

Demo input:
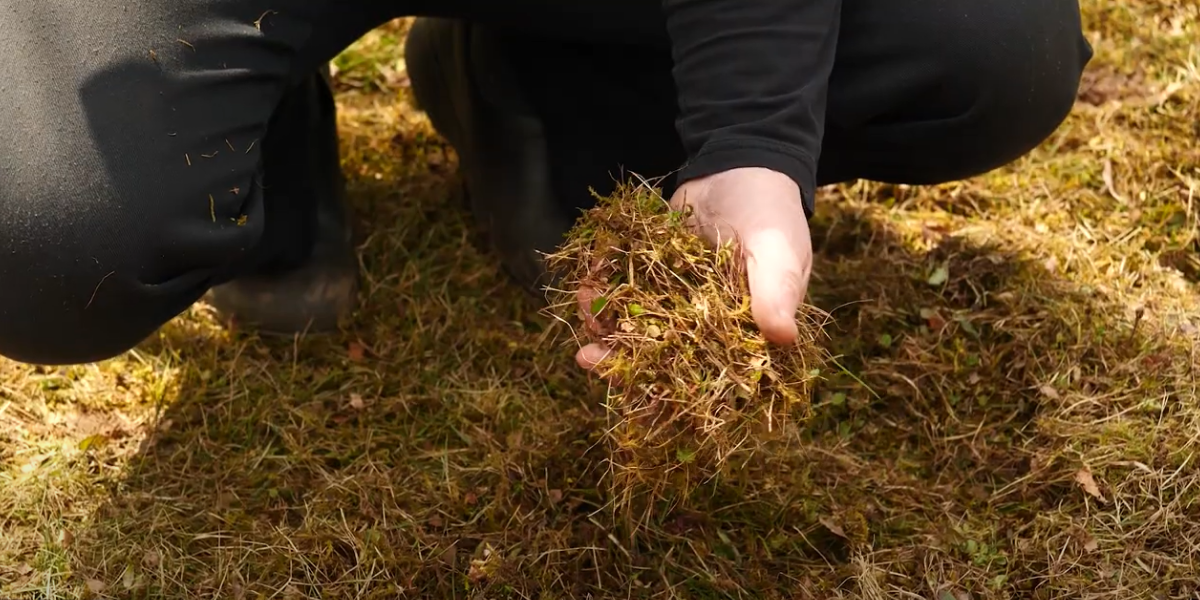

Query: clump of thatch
[544,181,828,513]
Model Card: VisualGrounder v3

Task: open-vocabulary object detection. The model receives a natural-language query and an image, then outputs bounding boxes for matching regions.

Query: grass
[1,1,1198,598]
[542,183,828,529]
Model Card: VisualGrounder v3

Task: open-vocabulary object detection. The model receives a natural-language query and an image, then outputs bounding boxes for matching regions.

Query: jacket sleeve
[662,0,842,216]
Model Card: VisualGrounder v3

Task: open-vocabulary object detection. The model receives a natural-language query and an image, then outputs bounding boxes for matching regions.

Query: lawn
[2,2,1198,598]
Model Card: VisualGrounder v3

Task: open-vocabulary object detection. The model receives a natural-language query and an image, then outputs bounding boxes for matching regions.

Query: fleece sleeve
[662,0,842,216]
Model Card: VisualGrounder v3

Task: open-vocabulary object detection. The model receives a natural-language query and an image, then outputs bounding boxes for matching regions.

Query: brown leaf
[16,563,33,575]
[548,489,563,505]
[348,394,366,410]
[1040,385,1060,400]
[464,492,478,506]
[216,491,237,510]
[439,543,458,568]
[427,513,444,528]
[86,579,106,594]
[347,341,366,362]
[1075,467,1105,501]
[1081,532,1099,552]
[142,549,161,568]
[818,515,846,538]
[920,307,947,330]
[927,313,947,330]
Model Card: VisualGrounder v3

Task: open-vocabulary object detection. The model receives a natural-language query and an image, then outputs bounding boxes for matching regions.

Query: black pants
[0,0,1091,365]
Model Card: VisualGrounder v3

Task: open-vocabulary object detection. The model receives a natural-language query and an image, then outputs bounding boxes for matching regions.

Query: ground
[1,2,1197,599]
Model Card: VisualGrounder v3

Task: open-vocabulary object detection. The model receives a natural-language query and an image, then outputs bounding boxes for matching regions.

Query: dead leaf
[926,312,947,330]
[1081,532,1099,552]
[348,394,365,410]
[122,567,137,590]
[548,489,564,504]
[16,563,32,575]
[347,341,366,362]
[464,492,478,506]
[86,579,106,594]
[428,513,444,528]
[58,529,74,548]
[818,515,846,538]
[142,549,161,568]
[1075,467,1105,501]
[1040,385,1060,400]
[215,491,237,510]
[439,543,458,568]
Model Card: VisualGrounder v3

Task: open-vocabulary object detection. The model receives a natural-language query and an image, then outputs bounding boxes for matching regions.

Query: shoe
[203,189,359,337]
[204,66,360,336]
[405,18,577,298]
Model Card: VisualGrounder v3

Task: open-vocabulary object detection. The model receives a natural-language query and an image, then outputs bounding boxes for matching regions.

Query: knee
[943,0,1093,151]
[0,218,160,365]
[0,186,234,366]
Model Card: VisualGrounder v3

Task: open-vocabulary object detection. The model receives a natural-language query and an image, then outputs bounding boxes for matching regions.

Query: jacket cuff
[675,138,817,218]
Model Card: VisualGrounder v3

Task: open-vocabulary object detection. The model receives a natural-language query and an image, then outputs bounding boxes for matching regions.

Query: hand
[575,167,814,372]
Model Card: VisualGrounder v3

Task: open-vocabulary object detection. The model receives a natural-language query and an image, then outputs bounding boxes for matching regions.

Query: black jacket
[664,0,840,216]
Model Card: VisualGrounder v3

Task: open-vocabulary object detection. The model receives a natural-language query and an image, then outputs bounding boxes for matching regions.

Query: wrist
[677,140,816,217]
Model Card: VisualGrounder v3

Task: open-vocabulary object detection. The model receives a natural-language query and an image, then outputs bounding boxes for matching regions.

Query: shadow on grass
[60,169,1197,599]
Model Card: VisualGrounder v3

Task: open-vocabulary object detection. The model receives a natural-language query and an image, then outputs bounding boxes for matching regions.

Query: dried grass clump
[544,181,828,504]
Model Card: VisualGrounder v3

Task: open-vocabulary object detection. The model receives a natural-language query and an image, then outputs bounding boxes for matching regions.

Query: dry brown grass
[1,2,1198,599]
[542,183,826,525]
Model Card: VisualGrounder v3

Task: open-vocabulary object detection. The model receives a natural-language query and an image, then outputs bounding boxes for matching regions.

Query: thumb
[744,228,809,345]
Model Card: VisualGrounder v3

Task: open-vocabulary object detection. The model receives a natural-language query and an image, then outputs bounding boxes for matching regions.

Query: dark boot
[204,67,360,336]
[405,18,578,297]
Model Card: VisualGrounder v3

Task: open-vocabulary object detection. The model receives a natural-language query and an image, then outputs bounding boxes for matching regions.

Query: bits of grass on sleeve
[544,181,828,511]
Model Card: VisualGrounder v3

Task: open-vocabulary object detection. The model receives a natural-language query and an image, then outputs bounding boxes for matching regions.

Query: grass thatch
[1,2,1198,598]
[544,180,825,532]
[542,182,826,528]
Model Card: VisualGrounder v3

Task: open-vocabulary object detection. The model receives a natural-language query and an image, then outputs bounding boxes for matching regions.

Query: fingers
[576,284,615,336]
[744,228,811,345]
[576,342,613,370]
[575,285,616,373]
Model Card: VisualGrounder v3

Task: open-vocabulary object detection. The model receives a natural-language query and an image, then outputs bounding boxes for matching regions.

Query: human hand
[575,167,814,371]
